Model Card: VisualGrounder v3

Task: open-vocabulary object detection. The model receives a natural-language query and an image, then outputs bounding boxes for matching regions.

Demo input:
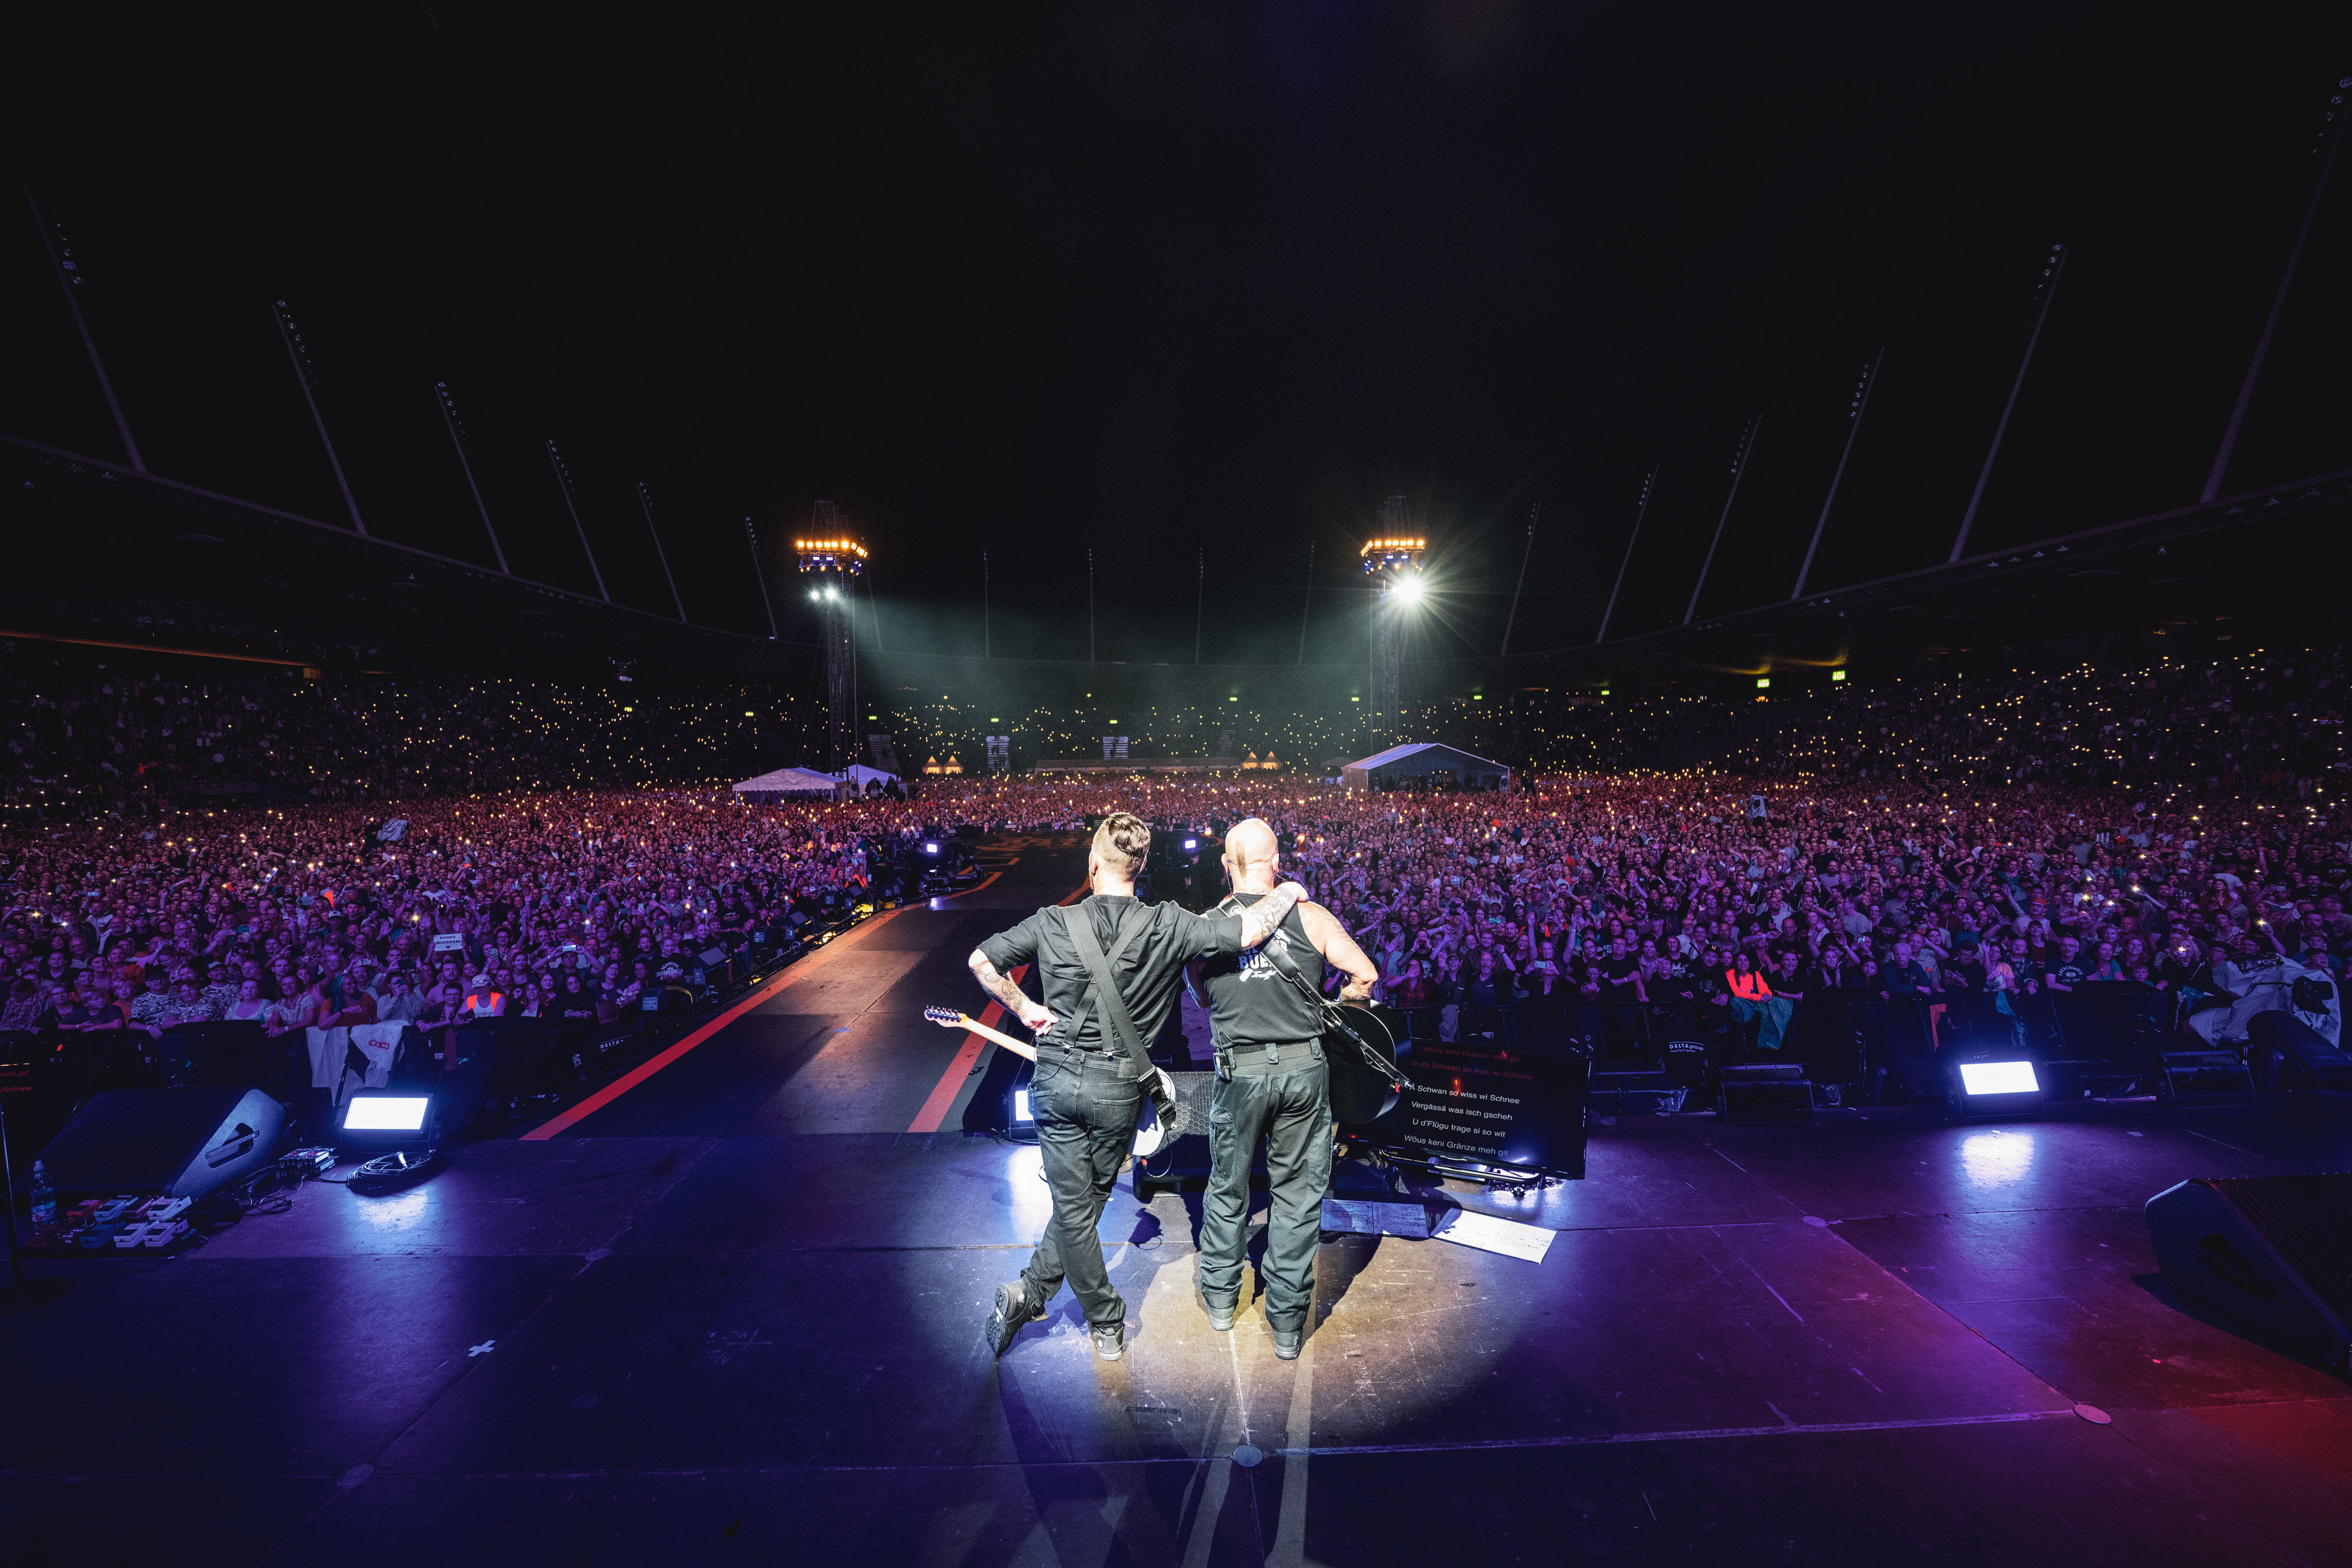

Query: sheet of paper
[1431,1208,1555,1263]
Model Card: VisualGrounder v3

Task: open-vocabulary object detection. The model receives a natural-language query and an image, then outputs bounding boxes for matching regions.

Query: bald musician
[1188,818,1379,1358]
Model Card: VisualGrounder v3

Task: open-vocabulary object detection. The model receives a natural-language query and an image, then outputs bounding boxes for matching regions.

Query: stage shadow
[2131,1270,2349,1378]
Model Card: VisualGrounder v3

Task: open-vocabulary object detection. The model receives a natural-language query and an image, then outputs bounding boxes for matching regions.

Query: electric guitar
[921,1004,1036,1062]
[921,1005,1178,1157]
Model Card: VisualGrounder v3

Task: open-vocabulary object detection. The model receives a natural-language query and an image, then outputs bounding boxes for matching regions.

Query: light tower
[1361,496,1426,746]
[796,504,866,771]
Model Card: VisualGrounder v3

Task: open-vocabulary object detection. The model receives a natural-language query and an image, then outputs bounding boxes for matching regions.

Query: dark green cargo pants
[1197,1038,1333,1333]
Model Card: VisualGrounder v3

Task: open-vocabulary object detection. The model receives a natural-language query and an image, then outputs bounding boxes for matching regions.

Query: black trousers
[1019,1046,1145,1329]
[1198,1039,1332,1334]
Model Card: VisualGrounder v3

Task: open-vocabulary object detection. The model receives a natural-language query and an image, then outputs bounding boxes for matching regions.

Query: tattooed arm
[1235,881,1311,951]
[968,950,1057,1035]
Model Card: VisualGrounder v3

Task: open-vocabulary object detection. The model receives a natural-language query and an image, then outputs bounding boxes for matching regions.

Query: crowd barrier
[1375,979,2178,1111]
[0,910,871,1169]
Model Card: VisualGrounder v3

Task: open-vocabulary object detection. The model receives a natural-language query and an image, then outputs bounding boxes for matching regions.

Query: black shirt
[1197,892,1325,1049]
[979,894,1243,1054]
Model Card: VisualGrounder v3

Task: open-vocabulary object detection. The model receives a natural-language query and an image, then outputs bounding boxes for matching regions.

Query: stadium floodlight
[1392,573,1427,606]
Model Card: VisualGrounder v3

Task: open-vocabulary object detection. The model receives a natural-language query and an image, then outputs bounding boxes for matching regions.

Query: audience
[1,640,2343,1052]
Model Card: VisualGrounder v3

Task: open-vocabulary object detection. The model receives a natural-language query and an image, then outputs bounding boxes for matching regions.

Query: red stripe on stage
[520,868,1010,1141]
[903,878,1086,1136]
[904,971,1024,1135]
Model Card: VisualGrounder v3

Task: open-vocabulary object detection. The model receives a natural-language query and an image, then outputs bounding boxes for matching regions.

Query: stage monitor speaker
[2247,1009,2352,1092]
[39,1086,286,1200]
[1716,1062,1814,1125]
[2147,1174,2352,1369]
[1134,1071,1265,1201]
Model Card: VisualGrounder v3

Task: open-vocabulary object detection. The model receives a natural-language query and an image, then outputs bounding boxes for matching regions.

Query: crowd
[0,643,813,815]
[0,791,903,1042]
[3,640,2344,1060]
[4,766,2344,1057]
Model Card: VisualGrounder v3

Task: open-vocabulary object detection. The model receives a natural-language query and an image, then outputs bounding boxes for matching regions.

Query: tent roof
[1343,741,1511,773]
[731,767,842,793]
[834,763,900,784]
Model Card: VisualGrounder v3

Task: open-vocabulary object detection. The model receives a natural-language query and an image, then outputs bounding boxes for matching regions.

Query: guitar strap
[1058,901,1157,1081]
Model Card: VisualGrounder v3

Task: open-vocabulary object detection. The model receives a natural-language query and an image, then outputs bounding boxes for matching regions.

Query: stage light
[1951,1055,2045,1118]
[1959,1061,2037,1095]
[337,1093,442,1179]
[1756,677,1771,689]
[923,842,940,855]
[343,1096,430,1133]
[1832,670,1847,682]
[1006,1061,1038,1138]
[1392,574,1426,606]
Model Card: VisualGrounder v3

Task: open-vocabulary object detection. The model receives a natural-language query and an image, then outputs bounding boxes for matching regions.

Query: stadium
[4,8,2350,1567]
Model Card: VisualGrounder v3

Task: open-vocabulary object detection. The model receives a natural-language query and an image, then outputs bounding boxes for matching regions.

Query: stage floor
[4,834,2348,1567]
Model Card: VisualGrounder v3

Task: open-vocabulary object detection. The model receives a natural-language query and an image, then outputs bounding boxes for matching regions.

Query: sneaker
[1196,1286,1235,1332]
[1091,1322,1125,1361]
[986,1281,1043,1357]
[1271,1328,1301,1360]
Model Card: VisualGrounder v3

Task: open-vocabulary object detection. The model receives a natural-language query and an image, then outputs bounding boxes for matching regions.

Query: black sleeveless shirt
[1198,891,1327,1049]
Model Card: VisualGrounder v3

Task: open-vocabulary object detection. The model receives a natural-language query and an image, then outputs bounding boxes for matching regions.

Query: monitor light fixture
[343,1096,431,1132]
[1958,1061,2039,1096]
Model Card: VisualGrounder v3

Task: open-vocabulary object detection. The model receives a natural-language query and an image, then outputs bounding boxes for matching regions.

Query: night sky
[9,3,2349,667]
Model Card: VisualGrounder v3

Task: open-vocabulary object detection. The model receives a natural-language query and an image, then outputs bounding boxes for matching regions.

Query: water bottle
[29,1160,56,1226]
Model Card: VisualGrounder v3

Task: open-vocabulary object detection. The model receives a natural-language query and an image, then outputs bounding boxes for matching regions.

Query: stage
[3,834,2348,1566]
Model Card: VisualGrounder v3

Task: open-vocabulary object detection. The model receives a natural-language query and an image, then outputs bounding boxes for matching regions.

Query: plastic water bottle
[29,1160,56,1226]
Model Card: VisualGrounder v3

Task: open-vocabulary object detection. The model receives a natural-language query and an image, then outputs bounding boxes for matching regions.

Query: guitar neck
[952,1014,1037,1062]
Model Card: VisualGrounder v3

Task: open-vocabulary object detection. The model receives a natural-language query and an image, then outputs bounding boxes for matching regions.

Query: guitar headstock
[922,1005,967,1028]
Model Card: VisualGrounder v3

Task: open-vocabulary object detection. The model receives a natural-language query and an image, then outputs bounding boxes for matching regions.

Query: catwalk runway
[4,834,2349,1566]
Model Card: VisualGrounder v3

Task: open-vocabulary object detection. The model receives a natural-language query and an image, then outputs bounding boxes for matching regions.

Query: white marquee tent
[731,767,846,801]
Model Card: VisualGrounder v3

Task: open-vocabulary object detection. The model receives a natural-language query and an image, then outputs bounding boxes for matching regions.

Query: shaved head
[1224,818,1279,892]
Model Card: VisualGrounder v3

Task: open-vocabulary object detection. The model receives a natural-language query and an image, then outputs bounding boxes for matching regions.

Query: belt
[1214,1036,1318,1074]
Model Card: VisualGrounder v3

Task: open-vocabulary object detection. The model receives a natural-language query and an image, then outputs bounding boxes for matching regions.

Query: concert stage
[3,834,2348,1567]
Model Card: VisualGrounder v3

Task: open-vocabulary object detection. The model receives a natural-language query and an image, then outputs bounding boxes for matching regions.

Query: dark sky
[9,2,2350,667]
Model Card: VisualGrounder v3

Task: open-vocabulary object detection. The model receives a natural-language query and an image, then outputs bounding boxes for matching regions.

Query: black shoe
[1271,1328,1301,1360]
[1197,1286,1234,1332]
[987,1281,1042,1357]
[1091,1322,1125,1361]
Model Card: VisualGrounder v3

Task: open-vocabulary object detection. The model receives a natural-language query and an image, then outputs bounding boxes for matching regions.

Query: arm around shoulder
[1298,900,1379,1001]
